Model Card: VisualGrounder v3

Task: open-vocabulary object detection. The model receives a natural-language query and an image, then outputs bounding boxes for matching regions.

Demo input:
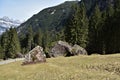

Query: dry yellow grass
[0,54,120,80]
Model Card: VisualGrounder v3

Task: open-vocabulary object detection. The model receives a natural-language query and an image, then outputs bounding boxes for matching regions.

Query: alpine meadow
[0,0,120,80]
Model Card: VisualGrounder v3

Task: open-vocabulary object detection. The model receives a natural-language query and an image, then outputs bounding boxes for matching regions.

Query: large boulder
[22,46,46,65]
[50,41,87,57]
[50,41,71,57]
[71,44,87,55]
[16,53,24,58]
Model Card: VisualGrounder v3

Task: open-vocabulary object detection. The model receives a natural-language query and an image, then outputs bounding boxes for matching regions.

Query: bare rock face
[50,41,87,57]
[22,46,46,65]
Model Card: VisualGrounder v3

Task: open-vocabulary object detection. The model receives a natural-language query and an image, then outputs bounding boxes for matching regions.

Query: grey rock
[22,46,46,65]
[71,44,87,55]
[50,42,69,57]
[16,53,24,58]
[50,41,87,57]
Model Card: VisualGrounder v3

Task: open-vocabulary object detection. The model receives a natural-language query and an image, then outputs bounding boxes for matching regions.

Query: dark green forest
[0,0,120,59]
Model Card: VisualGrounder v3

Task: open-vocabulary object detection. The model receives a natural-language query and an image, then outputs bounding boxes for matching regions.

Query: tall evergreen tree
[26,26,34,52]
[56,29,65,41]
[0,45,3,59]
[114,0,120,12]
[77,1,89,48]
[110,0,120,53]
[41,30,50,49]
[65,2,88,48]
[19,34,28,54]
[65,4,79,45]
[0,30,9,59]
[34,28,42,46]
[102,1,115,54]
[88,4,102,54]
[7,28,21,58]
[106,1,114,17]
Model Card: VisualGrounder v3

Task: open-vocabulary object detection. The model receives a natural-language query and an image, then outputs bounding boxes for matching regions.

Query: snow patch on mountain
[0,16,22,34]
[51,10,56,15]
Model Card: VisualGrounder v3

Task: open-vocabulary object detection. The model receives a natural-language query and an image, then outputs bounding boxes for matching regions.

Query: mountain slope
[18,1,78,35]
[0,16,22,34]
[18,0,114,35]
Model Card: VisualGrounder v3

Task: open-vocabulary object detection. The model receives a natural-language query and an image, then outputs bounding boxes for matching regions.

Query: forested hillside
[0,0,120,59]
[17,1,77,34]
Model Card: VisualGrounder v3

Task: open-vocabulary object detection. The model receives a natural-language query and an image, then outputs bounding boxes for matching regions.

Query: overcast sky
[0,0,76,21]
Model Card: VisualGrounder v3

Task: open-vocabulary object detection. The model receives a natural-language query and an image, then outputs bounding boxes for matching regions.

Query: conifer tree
[77,1,89,48]
[7,28,21,58]
[0,45,3,59]
[0,30,9,59]
[65,4,79,44]
[56,29,65,41]
[114,0,120,12]
[102,1,115,54]
[65,2,88,48]
[26,26,34,52]
[110,0,120,53]
[88,4,102,53]
[19,34,28,54]
[106,1,114,17]
[42,30,51,49]
[34,28,42,46]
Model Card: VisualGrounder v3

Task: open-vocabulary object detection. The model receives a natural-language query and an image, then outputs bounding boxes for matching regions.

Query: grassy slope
[0,54,120,80]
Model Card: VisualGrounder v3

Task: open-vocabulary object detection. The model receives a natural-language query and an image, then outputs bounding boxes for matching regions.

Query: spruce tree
[0,45,3,59]
[41,30,51,55]
[114,0,120,12]
[65,4,79,45]
[88,4,102,53]
[7,28,21,58]
[77,1,89,48]
[26,26,34,52]
[34,28,42,46]
[0,31,9,59]
[65,2,88,48]
[106,1,114,17]
[41,30,50,49]
[19,35,28,54]
[110,0,120,53]
[102,1,114,54]
[56,29,65,41]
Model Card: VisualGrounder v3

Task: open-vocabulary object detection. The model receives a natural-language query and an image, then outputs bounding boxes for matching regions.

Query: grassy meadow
[0,54,120,80]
